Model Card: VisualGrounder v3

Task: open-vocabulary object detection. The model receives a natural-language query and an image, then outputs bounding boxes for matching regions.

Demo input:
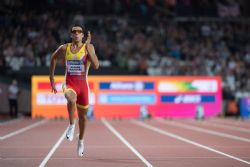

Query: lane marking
[187,120,250,133]
[132,120,250,165]
[211,118,250,127]
[39,127,67,167]
[0,119,48,140]
[157,119,250,143]
[0,117,23,126]
[101,118,153,167]
[3,156,250,160]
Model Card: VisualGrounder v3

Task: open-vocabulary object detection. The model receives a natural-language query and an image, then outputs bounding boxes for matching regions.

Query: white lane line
[187,120,250,133]
[39,127,67,167]
[0,117,23,126]
[211,118,250,127]
[0,119,48,140]
[4,156,250,160]
[101,119,153,167]
[157,119,250,143]
[132,120,250,165]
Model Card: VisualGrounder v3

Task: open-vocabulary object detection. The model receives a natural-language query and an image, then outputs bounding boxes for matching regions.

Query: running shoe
[66,124,75,141]
[77,140,84,157]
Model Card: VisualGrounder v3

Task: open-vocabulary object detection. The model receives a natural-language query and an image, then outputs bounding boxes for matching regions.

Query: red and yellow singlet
[62,43,91,109]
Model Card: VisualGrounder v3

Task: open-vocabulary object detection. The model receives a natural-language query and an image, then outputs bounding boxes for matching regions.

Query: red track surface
[1,118,250,167]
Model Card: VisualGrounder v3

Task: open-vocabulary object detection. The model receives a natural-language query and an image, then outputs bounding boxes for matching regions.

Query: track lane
[0,120,48,140]
[0,117,23,125]
[1,119,67,167]
[0,118,40,136]
[46,119,146,167]
[107,119,250,167]
[145,119,250,164]
[178,119,250,139]
[2,118,249,167]
[209,118,250,128]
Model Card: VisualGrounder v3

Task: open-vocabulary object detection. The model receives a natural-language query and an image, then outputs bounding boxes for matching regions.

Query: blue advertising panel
[240,97,250,119]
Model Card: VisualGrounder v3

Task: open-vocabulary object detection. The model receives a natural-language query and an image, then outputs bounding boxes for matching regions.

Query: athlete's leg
[65,90,77,125]
[75,80,88,157]
[64,90,77,141]
[77,106,88,140]
[76,106,87,157]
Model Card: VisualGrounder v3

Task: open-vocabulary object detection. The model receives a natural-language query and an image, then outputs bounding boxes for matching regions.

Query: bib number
[67,60,85,75]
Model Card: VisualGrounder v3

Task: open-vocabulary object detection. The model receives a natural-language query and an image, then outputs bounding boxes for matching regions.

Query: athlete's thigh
[63,82,78,102]
[65,89,77,102]
[76,80,89,109]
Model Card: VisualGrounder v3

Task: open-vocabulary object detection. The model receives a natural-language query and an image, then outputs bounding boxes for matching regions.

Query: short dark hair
[70,24,84,32]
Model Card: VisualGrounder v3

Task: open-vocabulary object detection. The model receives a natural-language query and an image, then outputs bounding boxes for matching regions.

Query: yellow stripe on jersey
[77,103,89,109]
[65,43,87,60]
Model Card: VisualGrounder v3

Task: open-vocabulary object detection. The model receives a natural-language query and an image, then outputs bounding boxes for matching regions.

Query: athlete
[49,25,99,157]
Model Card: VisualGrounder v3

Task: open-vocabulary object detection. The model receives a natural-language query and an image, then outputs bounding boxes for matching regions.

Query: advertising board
[32,76,222,118]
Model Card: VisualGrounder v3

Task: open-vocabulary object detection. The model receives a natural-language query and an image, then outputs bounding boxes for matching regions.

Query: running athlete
[49,25,99,157]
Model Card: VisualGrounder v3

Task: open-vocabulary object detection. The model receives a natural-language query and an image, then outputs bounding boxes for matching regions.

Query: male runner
[49,25,99,157]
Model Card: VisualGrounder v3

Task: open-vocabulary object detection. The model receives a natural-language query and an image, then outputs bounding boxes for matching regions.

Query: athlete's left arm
[86,44,99,69]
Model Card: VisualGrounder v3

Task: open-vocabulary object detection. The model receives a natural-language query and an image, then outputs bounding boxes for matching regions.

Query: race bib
[67,60,84,75]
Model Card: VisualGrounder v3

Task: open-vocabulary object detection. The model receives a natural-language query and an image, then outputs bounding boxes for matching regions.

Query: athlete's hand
[50,78,57,94]
[51,84,57,94]
[86,31,91,44]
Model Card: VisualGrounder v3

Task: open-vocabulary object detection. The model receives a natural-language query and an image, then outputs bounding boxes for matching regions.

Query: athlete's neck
[72,41,83,48]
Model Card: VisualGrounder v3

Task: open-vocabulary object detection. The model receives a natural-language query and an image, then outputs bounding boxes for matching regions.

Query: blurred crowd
[101,18,250,99]
[0,0,250,99]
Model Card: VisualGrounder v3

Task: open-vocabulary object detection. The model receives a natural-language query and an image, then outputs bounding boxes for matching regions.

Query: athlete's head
[70,24,84,43]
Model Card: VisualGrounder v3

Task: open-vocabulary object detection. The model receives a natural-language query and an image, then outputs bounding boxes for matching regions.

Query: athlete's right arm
[49,44,66,94]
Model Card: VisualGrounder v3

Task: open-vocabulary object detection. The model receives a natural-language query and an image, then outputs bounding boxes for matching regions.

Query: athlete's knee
[79,114,87,121]
[78,109,87,120]
[65,92,76,103]
[68,97,76,104]
[78,115,87,122]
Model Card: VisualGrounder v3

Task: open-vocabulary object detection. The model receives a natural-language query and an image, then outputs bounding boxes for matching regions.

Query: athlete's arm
[86,44,99,69]
[86,31,99,69]
[49,44,66,93]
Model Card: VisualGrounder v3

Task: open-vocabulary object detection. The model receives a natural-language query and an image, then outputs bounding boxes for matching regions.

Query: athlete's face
[71,26,84,42]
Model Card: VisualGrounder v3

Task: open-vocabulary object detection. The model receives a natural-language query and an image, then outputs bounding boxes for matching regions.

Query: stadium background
[0,0,250,119]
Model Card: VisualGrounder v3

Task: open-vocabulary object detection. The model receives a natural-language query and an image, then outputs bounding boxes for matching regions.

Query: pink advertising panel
[32,76,222,119]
